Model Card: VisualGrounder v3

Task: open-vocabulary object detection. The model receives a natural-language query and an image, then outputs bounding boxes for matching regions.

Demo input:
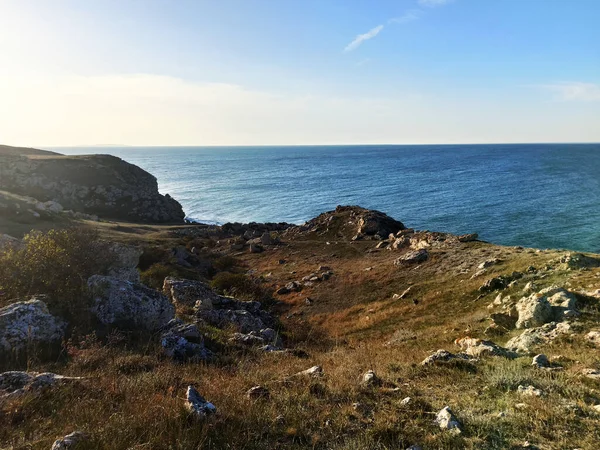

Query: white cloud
[418,0,454,7]
[0,73,598,146]
[389,9,422,24]
[344,25,384,52]
[540,82,600,102]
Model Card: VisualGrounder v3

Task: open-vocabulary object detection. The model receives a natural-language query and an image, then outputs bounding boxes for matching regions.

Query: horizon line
[40,141,600,149]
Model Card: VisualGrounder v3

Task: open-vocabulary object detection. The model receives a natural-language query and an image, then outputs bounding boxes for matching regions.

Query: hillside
[2,203,600,449]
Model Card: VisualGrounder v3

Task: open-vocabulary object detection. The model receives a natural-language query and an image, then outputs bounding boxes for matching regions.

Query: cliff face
[0,146,185,223]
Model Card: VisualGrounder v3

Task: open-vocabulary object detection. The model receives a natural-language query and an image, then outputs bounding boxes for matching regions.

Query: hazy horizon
[2,0,599,147]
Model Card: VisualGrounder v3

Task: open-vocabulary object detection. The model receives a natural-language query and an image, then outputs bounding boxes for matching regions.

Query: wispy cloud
[389,9,422,24]
[356,58,371,66]
[418,0,454,7]
[344,25,384,52]
[539,82,600,102]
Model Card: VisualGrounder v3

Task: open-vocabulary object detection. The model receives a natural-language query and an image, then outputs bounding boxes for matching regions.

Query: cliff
[0,145,185,223]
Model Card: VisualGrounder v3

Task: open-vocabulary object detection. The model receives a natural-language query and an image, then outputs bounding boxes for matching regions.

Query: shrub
[140,263,177,290]
[0,228,116,317]
[212,255,239,272]
[210,271,272,304]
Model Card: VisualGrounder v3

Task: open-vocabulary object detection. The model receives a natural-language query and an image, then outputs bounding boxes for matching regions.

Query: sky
[0,0,599,146]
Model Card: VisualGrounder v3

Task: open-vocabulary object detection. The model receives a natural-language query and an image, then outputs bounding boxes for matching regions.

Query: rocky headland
[1,145,600,449]
[0,145,185,224]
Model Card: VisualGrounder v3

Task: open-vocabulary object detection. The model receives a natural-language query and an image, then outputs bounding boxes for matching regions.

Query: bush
[212,255,239,272]
[0,228,116,317]
[140,263,177,290]
[210,272,272,304]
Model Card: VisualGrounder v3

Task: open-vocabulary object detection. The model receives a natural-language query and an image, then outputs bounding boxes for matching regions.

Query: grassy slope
[2,218,600,449]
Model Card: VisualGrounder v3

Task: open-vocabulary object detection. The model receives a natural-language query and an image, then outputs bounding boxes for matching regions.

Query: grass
[2,218,600,449]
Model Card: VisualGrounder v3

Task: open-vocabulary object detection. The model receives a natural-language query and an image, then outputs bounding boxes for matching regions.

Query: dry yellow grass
[2,221,600,449]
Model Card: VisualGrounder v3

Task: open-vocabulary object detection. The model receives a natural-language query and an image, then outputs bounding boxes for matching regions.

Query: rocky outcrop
[163,277,222,309]
[107,243,143,282]
[160,320,209,361]
[0,146,184,223]
[455,337,517,358]
[506,321,574,353]
[0,298,65,354]
[515,295,553,329]
[1,371,83,399]
[287,205,405,240]
[394,249,429,265]
[515,287,578,329]
[421,349,471,365]
[88,276,175,331]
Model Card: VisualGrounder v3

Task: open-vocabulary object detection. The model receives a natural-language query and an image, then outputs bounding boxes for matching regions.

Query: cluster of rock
[286,205,405,241]
[484,285,581,353]
[221,221,292,251]
[163,277,281,351]
[276,267,334,294]
[376,230,478,252]
[1,240,281,365]
[0,146,185,223]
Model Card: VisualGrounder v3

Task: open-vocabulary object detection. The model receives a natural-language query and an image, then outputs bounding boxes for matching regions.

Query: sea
[53,144,600,253]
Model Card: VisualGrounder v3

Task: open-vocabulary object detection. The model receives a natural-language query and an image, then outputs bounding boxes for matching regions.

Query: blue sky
[0,0,599,145]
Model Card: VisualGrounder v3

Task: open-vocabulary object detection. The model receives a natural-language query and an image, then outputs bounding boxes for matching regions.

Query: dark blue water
[53,144,600,252]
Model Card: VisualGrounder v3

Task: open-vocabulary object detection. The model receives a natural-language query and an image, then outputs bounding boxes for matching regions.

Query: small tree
[0,228,116,318]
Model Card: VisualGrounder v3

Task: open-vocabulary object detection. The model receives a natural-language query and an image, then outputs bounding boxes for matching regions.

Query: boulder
[0,298,65,354]
[542,287,578,320]
[160,321,209,361]
[163,277,220,309]
[455,337,517,359]
[506,322,574,354]
[51,431,88,450]
[107,243,143,282]
[435,406,462,433]
[394,249,429,265]
[185,386,217,418]
[88,275,175,331]
[515,294,553,329]
[585,331,600,347]
[198,309,267,334]
[260,232,273,245]
[230,328,282,348]
[421,349,471,366]
[36,200,63,213]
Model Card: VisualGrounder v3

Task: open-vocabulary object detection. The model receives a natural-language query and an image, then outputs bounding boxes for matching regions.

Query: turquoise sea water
[54,144,600,252]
